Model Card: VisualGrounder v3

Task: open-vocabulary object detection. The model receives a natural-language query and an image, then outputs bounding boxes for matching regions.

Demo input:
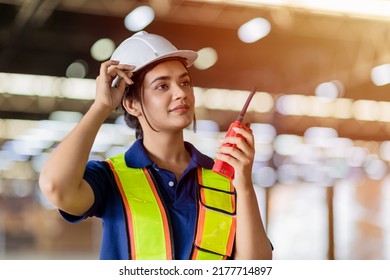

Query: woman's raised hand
[95,60,135,113]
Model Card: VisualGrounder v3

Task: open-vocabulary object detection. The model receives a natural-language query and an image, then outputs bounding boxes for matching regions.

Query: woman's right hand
[95,60,135,113]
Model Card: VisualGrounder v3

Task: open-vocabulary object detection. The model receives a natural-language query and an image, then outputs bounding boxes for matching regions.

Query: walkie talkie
[212,87,257,180]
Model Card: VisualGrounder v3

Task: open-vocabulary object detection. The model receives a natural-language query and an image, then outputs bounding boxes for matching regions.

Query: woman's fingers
[94,60,136,110]
[99,60,135,85]
[109,65,135,85]
[216,143,251,165]
[112,71,134,88]
[219,127,254,153]
[216,126,255,168]
[99,60,119,80]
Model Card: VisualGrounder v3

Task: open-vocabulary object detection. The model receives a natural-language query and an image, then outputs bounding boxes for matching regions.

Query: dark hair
[121,57,196,139]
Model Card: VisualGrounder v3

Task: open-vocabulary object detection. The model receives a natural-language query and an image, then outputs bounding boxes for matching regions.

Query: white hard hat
[111,31,198,72]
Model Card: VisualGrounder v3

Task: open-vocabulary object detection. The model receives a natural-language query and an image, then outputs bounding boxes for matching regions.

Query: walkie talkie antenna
[236,86,257,122]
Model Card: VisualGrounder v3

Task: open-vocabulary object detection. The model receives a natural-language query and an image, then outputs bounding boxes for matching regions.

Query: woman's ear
[122,98,141,117]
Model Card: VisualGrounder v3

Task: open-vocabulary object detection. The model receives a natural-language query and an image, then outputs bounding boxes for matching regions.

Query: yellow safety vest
[106,153,236,260]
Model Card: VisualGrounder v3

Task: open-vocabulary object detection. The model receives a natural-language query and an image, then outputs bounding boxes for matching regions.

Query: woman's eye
[156,84,168,90]
[182,80,192,87]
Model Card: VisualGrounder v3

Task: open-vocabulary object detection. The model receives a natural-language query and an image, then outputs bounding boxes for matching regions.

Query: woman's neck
[142,131,191,179]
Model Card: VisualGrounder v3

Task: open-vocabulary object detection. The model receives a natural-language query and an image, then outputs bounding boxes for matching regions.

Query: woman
[39,31,272,260]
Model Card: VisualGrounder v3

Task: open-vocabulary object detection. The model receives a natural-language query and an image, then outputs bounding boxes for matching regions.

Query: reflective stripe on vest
[106,155,172,260]
[106,154,236,260]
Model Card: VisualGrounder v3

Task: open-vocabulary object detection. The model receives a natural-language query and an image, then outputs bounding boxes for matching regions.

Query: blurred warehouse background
[1,0,390,260]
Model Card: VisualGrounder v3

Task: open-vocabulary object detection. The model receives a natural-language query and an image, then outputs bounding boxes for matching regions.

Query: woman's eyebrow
[149,72,189,85]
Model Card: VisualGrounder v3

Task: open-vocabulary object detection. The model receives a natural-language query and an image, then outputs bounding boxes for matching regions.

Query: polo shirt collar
[124,139,214,169]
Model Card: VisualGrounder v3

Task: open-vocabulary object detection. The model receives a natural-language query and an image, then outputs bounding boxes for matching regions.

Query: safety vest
[106,153,236,260]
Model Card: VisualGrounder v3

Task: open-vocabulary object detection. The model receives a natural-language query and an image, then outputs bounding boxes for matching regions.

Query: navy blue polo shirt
[60,139,215,260]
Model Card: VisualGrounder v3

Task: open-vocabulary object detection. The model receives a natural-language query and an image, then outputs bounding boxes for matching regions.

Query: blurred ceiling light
[305,96,333,118]
[277,92,339,118]
[207,0,390,20]
[277,163,299,185]
[1,141,29,161]
[124,6,155,32]
[60,78,95,99]
[200,88,230,110]
[193,47,218,70]
[0,151,15,171]
[0,119,37,140]
[249,92,274,113]
[315,80,344,100]
[299,164,330,184]
[238,17,271,43]
[37,120,78,140]
[333,98,353,119]
[251,123,277,144]
[364,156,387,180]
[371,63,390,86]
[254,143,274,161]
[193,87,205,107]
[292,143,322,165]
[272,153,286,168]
[275,92,390,122]
[327,158,350,179]
[305,0,390,20]
[0,73,95,99]
[10,139,42,157]
[225,90,248,111]
[379,141,390,161]
[274,134,302,156]
[90,38,116,61]
[100,123,136,146]
[276,94,307,115]
[49,111,83,123]
[378,101,390,122]
[195,119,220,133]
[65,60,88,78]
[197,89,274,113]
[253,166,277,187]
[352,99,380,121]
[304,127,338,148]
[16,132,53,152]
[198,89,242,111]
[0,72,57,97]
[326,138,354,158]
[347,146,367,167]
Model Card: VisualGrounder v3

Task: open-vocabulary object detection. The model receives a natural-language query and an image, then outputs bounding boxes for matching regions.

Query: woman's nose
[172,85,187,99]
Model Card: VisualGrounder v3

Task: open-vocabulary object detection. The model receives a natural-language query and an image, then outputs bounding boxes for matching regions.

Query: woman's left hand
[215,125,255,190]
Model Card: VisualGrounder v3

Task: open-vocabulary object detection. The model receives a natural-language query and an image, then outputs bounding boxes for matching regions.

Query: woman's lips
[169,104,190,113]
